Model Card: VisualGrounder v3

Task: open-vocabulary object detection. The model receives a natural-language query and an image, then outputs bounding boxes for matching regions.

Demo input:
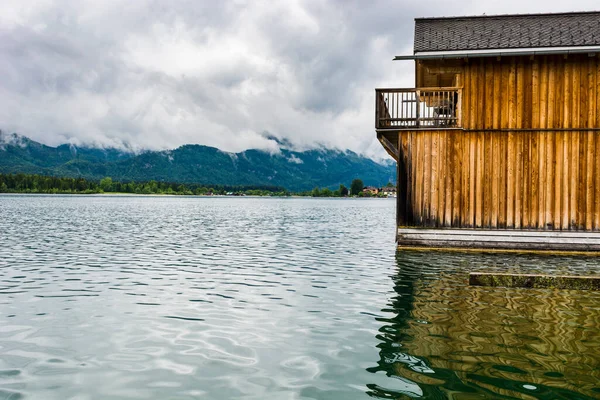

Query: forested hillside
[0,132,395,191]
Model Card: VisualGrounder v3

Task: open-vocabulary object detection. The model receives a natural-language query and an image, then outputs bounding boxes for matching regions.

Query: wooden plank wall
[459,55,600,130]
[399,129,600,229]
[398,55,600,230]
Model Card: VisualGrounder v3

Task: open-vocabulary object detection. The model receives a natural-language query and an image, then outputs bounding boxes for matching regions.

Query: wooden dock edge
[397,228,600,254]
[469,272,600,290]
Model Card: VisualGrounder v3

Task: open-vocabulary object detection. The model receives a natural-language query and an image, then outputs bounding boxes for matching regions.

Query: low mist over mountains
[0,131,395,191]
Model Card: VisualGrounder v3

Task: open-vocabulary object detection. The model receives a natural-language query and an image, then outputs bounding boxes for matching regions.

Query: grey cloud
[1,0,599,160]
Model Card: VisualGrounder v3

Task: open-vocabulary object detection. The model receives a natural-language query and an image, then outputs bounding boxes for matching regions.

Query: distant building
[363,186,379,195]
[381,186,397,197]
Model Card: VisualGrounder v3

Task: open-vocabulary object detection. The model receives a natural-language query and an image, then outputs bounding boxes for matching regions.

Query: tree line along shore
[0,173,392,198]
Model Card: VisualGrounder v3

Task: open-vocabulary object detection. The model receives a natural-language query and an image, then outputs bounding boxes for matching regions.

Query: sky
[1,0,599,160]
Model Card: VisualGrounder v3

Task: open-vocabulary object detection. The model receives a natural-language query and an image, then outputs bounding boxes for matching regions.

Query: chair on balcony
[432,92,458,127]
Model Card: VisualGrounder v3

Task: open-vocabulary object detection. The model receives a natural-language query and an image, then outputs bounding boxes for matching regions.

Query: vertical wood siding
[397,55,600,230]
[398,129,600,229]
[460,55,599,130]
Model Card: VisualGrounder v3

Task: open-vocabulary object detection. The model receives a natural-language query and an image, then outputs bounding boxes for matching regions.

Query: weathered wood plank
[476,133,484,228]
[397,133,408,226]
[561,130,569,229]
[443,130,452,226]
[430,130,438,225]
[469,273,600,290]
[469,63,478,227]
[507,59,517,227]
[397,227,600,238]
[574,129,582,229]
[399,233,600,244]
[484,62,494,228]
[398,238,600,252]
[416,130,424,224]
[588,59,597,230]
[469,132,476,227]
[452,131,461,226]
[586,130,594,230]
[515,59,525,228]
[405,132,414,224]
[540,57,550,228]
[499,61,509,227]
[491,62,501,228]
[461,127,469,227]
[595,58,600,230]
[595,129,600,230]
[523,61,533,227]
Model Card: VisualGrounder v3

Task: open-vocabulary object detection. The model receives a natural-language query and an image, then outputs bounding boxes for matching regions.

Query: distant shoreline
[0,173,395,198]
[0,192,394,199]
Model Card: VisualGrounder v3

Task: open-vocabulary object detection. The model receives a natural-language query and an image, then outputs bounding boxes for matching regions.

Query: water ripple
[0,195,598,399]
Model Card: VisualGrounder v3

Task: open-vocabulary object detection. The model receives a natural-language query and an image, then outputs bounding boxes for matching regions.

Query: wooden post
[397,134,408,231]
[415,90,421,128]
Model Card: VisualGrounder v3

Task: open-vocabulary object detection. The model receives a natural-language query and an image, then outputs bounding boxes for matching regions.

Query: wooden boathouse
[376,11,600,251]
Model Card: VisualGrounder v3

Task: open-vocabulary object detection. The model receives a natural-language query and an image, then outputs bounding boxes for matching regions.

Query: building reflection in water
[367,251,600,399]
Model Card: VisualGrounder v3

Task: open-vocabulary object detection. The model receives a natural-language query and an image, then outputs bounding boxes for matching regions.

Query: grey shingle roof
[414,11,600,53]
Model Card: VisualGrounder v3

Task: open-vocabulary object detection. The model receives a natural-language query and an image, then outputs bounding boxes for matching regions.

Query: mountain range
[0,131,395,191]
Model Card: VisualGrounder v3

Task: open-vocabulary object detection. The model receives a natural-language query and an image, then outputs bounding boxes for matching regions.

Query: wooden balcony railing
[376,87,461,130]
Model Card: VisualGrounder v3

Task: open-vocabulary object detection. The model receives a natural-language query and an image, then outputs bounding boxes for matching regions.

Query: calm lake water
[0,195,599,399]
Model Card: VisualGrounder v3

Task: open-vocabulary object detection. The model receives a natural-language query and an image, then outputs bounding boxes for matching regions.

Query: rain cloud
[1,0,597,159]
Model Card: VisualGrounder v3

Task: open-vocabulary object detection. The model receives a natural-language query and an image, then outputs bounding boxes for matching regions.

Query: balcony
[375,87,461,130]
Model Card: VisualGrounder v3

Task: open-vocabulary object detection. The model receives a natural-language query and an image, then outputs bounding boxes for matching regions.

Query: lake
[0,195,598,399]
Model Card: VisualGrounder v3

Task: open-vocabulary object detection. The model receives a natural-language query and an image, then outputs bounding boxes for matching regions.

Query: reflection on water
[369,251,600,399]
[0,195,599,399]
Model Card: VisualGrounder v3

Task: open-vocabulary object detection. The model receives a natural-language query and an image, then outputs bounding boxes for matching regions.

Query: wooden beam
[469,272,600,290]
[377,132,399,160]
[397,134,408,228]
[397,228,600,251]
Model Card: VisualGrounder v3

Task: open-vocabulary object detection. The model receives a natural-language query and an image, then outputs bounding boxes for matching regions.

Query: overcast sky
[1,0,598,159]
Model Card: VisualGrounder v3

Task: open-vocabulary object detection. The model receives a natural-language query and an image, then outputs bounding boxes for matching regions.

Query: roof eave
[413,10,600,22]
[394,45,600,61]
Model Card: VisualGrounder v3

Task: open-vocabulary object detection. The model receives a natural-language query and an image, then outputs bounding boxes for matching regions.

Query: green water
[0,195,598,399]
[372,252,600,399]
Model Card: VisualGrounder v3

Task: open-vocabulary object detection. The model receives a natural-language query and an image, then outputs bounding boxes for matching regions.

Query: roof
[398,11,600,60]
